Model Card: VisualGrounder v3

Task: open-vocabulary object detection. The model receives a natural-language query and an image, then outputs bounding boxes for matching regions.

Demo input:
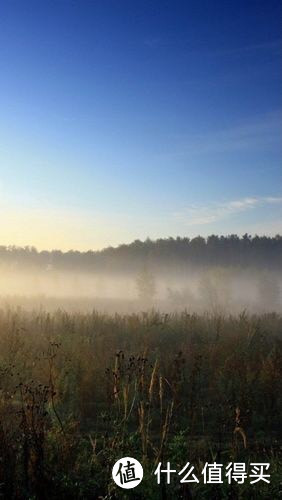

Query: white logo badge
[112,457,143,489]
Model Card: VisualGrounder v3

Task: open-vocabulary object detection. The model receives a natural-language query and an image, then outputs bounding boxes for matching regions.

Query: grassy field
[0,307,281,499]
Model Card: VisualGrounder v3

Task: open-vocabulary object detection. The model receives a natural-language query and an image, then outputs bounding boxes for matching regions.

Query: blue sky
[0,0,281,250]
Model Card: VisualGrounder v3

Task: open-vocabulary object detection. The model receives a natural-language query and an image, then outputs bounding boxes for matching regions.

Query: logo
[112,457,143,489]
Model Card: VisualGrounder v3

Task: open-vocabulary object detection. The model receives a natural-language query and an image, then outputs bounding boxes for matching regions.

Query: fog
[0,266,281,314]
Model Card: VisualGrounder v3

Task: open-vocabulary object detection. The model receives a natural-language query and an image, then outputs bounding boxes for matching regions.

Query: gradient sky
[0,0,281,250]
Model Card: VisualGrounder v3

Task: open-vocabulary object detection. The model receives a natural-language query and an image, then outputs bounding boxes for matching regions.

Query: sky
[0,0,281,251]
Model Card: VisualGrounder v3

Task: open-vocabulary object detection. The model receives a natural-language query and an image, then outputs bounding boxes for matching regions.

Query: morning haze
[0,1,281,499]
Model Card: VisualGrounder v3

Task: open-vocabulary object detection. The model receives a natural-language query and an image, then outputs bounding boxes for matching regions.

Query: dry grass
[0,307,281,498]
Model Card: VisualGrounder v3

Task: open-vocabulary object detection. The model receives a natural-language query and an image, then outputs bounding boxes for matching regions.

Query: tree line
[0,234,281,272]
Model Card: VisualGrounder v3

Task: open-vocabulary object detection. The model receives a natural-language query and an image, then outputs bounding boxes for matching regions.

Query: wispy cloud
[186,111,282,154]
[204,39,282,58]
[172,196,282,226]
[159,111,282,160]
[143,36,163,48]
[143,36,281,55]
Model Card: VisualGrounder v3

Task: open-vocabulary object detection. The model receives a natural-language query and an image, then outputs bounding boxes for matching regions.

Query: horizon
[1,232,281,254]
[0,1,281,250]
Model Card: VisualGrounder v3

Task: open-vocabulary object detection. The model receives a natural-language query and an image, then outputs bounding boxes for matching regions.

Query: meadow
[0,306,281,499]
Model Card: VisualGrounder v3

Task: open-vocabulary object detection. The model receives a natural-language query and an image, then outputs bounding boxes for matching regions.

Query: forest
[0,235,281,315]
[0,234,282,272]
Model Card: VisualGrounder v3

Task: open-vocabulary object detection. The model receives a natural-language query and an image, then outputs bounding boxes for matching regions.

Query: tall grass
[0,307,281,498]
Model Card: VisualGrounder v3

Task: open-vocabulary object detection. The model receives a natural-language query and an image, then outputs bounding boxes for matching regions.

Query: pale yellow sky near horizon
[1,200,282,252]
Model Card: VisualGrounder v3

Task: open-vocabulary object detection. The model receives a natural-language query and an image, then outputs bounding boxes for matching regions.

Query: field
[0,307,281,499]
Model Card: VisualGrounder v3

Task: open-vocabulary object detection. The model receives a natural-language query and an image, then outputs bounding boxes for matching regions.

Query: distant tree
[257,271,281,311]
[136,267,156,303]
[167,286,195,308]
[198,267,232,312]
